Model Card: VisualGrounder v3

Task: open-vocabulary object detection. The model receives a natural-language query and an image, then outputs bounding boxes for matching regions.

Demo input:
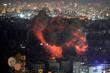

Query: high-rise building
[89,66,103,73]
[48,59,60,73]
[73,62,89,73]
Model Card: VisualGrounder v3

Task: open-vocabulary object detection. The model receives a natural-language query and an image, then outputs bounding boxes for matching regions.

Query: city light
[97,66,102,69]
[19,13,24,18]
[3,3,7,6]
[0,0,110,73]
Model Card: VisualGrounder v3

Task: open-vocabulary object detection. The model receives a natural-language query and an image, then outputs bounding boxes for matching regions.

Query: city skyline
[0,0,110,5]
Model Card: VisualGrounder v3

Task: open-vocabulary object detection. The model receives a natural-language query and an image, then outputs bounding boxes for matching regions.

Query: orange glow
[32,16,88,56]
[75,44,88,54]
[73,31,88,54]
[36,31,46,44]
[34,26,88,55]
[47,45,62,58]
[14,64,22,71]
[35,31,63,58]
[65,30,88,55]
[48,71,52,73]
[73,32,86,42]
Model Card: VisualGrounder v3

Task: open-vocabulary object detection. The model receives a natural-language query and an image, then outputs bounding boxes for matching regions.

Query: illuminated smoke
[47,45,62,58]
[73,31,88,54]
[65,31,88,55]
[32,13,88,58]
[35,31,63,58]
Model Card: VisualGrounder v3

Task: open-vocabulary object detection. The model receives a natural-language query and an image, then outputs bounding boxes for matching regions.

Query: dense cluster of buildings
[0,1,110,20]
[8,55,110,73]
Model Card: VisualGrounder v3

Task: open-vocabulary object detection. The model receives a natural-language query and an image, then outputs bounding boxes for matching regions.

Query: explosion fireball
[32,11,88,59]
